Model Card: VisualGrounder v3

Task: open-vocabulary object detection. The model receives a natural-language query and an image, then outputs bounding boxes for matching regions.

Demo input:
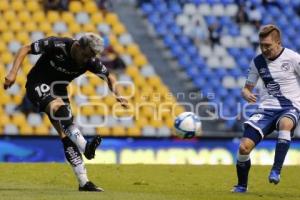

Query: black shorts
[26,82,70,112]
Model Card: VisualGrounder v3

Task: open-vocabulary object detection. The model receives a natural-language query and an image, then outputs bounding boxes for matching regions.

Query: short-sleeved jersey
[246,48,300,110]
[26,36,109,87]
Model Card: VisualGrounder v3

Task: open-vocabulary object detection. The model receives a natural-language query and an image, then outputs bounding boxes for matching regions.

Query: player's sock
[272,130,291,172]
[62,137,89,187]
[64,124,87,153]
[55,105,87,152]
[236,153,251,187]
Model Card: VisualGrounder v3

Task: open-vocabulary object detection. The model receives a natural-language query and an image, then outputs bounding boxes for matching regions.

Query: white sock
[237,152,250,162]
[65,125,87,153]
[73,163,89,187]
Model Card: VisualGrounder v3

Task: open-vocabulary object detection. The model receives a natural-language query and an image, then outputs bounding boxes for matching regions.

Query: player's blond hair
[258,24,281,42]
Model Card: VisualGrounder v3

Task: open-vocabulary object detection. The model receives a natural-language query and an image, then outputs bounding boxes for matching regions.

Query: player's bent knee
[239,143,252,155]
[53,105,73,128]
[278,117,294,131]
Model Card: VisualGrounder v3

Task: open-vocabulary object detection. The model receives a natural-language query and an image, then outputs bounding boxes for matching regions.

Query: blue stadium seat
[163,35,176,48]
[178,35,192,49]
[178,55,192,69]
[141,3,153,15]
[169,2,182,14]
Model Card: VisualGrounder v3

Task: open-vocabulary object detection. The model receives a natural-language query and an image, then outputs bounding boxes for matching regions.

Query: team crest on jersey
[281,62,291,71]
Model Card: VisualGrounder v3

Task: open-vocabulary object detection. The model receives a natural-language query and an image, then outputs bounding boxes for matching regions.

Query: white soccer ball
[174,112,202,138]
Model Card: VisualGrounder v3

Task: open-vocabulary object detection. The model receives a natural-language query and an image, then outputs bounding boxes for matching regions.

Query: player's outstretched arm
[242,84,257,103]
[4,45,31,89]
[106,74,129,109]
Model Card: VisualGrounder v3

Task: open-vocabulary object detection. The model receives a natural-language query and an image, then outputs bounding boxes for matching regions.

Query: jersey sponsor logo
[266,82,282,97]
[49,60,79,75]
[281,62,291,71]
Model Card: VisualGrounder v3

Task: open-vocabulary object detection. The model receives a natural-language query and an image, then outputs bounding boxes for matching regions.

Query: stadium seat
[84,1,98,14]
[0,0,9,12]
[26,0,40,12]
[11,1,24,12]
[69,1,83,13]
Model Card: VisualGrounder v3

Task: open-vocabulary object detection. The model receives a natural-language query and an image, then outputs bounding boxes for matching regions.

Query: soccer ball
[174,112,202,138]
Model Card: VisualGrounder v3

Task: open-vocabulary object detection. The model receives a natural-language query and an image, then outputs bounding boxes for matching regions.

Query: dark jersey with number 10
[26,36,109,88]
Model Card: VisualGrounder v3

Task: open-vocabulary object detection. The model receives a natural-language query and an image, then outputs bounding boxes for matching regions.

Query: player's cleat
[269,169,280,184]
[231,185,247,193]
[84,136,102,160]
[79,181,104,192]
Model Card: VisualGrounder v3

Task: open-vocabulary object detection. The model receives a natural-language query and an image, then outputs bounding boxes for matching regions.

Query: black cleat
[84,136,102,160]
[79,181,104,192]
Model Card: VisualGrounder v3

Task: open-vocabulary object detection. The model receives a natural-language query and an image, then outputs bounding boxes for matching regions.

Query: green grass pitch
[0,164,300,200]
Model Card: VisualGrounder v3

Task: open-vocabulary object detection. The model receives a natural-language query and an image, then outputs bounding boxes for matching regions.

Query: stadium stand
[0,0,185,136]
[139,0,300,130]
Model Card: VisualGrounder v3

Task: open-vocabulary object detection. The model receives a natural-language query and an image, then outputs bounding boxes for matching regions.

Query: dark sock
[62,137,83,167]
[272,139,290,173]
[236,159,251,187]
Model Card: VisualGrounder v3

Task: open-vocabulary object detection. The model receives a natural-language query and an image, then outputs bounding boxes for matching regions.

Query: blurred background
[1,0,300,165]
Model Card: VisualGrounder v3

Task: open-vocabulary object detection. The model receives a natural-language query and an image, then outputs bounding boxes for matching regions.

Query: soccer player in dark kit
[4,33,128,192]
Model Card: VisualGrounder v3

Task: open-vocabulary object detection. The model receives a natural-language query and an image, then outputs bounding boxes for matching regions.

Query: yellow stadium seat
[91,13,103,24]
[32,11,46,23]
[0,115,11,125]
[174,106,185,116]
[61,12,75,24]
[80,105,95,116]
[96,127,111,136]
[126,44,140,58]
[135,117,148,129]
[18,11,31,23]
[19,124,34,135]
[113,44,125,54]
[111,126,126,136]
[16,74,26,86]
[43,115,52,127]
[0,41,7,53]
[150,118,163,128]
[10,21,23,32]
[108,34,118,46]
[2,52,13,64]
[3,10,16,23]
[12,95,23,105]
[113,23,126,36]
[127,127,141,136]
[26,0,40,13]
[11,1,24,12]
[34,125,49,135]
[47,11,60,24]
[0,0,9,12]
[105,13,119,26]
[69,1,83,13]
[83,23,96,32]
[95,106,107,115]
[81,85,96,96]
[84,1,98,14]
[126,66,139,78]
[24,21,38,33]
[69,23,81,34]
[103,96,116,107]
[11,114,27,126]
[165,118,174,128]
[39,22,52,34]
[0,21,8,32]
[133,55,148,68]
[147,76,162,87]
